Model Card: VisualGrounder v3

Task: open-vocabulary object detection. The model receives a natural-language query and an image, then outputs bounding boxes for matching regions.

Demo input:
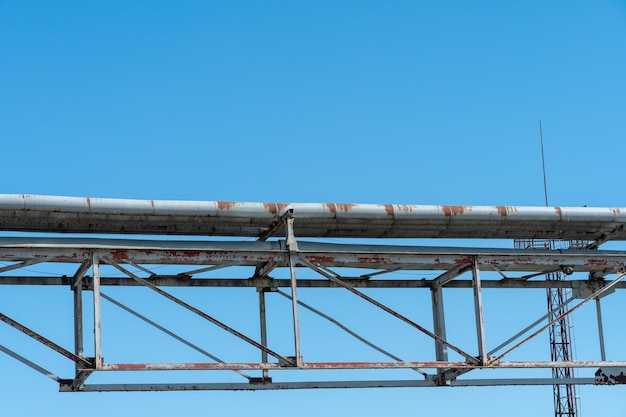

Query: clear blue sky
[1,1,626,416]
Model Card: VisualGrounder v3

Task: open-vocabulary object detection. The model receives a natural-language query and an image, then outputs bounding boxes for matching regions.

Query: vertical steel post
[472,260,488,364]
[285,212,303,366]
[92,253,103,369]
[431,286,448,372]
[596,297,606,361]
[258,290,270,379]
[73,278,84,374]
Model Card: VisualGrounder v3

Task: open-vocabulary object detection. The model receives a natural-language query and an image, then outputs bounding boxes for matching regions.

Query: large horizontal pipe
[0,194,625,240]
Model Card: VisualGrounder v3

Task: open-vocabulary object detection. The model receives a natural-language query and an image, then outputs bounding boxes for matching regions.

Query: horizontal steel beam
[0,276,623,290]
[61,378,601,392]
[0,238,624,273]
[94,361,626,371]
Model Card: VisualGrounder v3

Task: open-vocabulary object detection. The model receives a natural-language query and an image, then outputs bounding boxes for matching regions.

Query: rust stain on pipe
[263,203,277,214]
[395,205,414,213]
[217,202,238,210]
[442,206,467,217]
[336,204,357,213]
[555,207,563,219]
[262,203,290,215]
[324,203,336,214]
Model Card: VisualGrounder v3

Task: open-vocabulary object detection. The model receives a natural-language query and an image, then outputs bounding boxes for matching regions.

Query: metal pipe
[2,194,626,240]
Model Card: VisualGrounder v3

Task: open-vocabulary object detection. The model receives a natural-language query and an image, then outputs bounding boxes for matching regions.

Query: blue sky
[1,1,626,416]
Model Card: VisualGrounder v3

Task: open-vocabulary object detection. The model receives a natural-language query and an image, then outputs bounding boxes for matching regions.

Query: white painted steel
[1,194,625,239]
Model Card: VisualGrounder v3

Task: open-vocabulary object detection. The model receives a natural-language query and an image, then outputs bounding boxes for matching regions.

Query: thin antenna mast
[537,120,580,417]
[539,120,549,207]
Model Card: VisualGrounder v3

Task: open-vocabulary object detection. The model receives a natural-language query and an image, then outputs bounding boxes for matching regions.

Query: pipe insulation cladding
[0,194,624,240]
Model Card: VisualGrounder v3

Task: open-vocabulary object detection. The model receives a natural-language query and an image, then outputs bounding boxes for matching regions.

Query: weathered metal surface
[595,367,626,384]
[92,254,103,369]
[285,214,303,367]
[1,197,626,393]
[2,275,626,290]
[1,237,625,274]
[3,274,626,300]
[60,377,600,392]
[430,286,448,371]
[94,360,626,371]
[1,194,626,240]
[472,262,488,365]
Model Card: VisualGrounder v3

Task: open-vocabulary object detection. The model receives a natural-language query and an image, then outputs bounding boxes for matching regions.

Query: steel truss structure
[1,195,626,392]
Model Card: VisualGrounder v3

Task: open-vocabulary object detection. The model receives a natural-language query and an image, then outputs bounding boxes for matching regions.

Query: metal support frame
[1,235,626,391]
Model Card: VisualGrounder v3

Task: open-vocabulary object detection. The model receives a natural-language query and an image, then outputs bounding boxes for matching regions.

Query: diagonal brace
[494,270,626,362]
[276,289,428,377]
[104,258,295,366]
[0,259,46,274]
[300,258,479,365]
[0,344,63,382]
[101,291,252,381]
[0,312,92,367]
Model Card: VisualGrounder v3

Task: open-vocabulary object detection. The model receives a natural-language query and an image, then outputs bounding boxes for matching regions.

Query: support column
[285,212,303,367]
[73,278,83,373]
[258,289,270,380]
[431,286,448,373]
[472,260,488,364]
[92,253,103,369]
[596,297,606,361]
